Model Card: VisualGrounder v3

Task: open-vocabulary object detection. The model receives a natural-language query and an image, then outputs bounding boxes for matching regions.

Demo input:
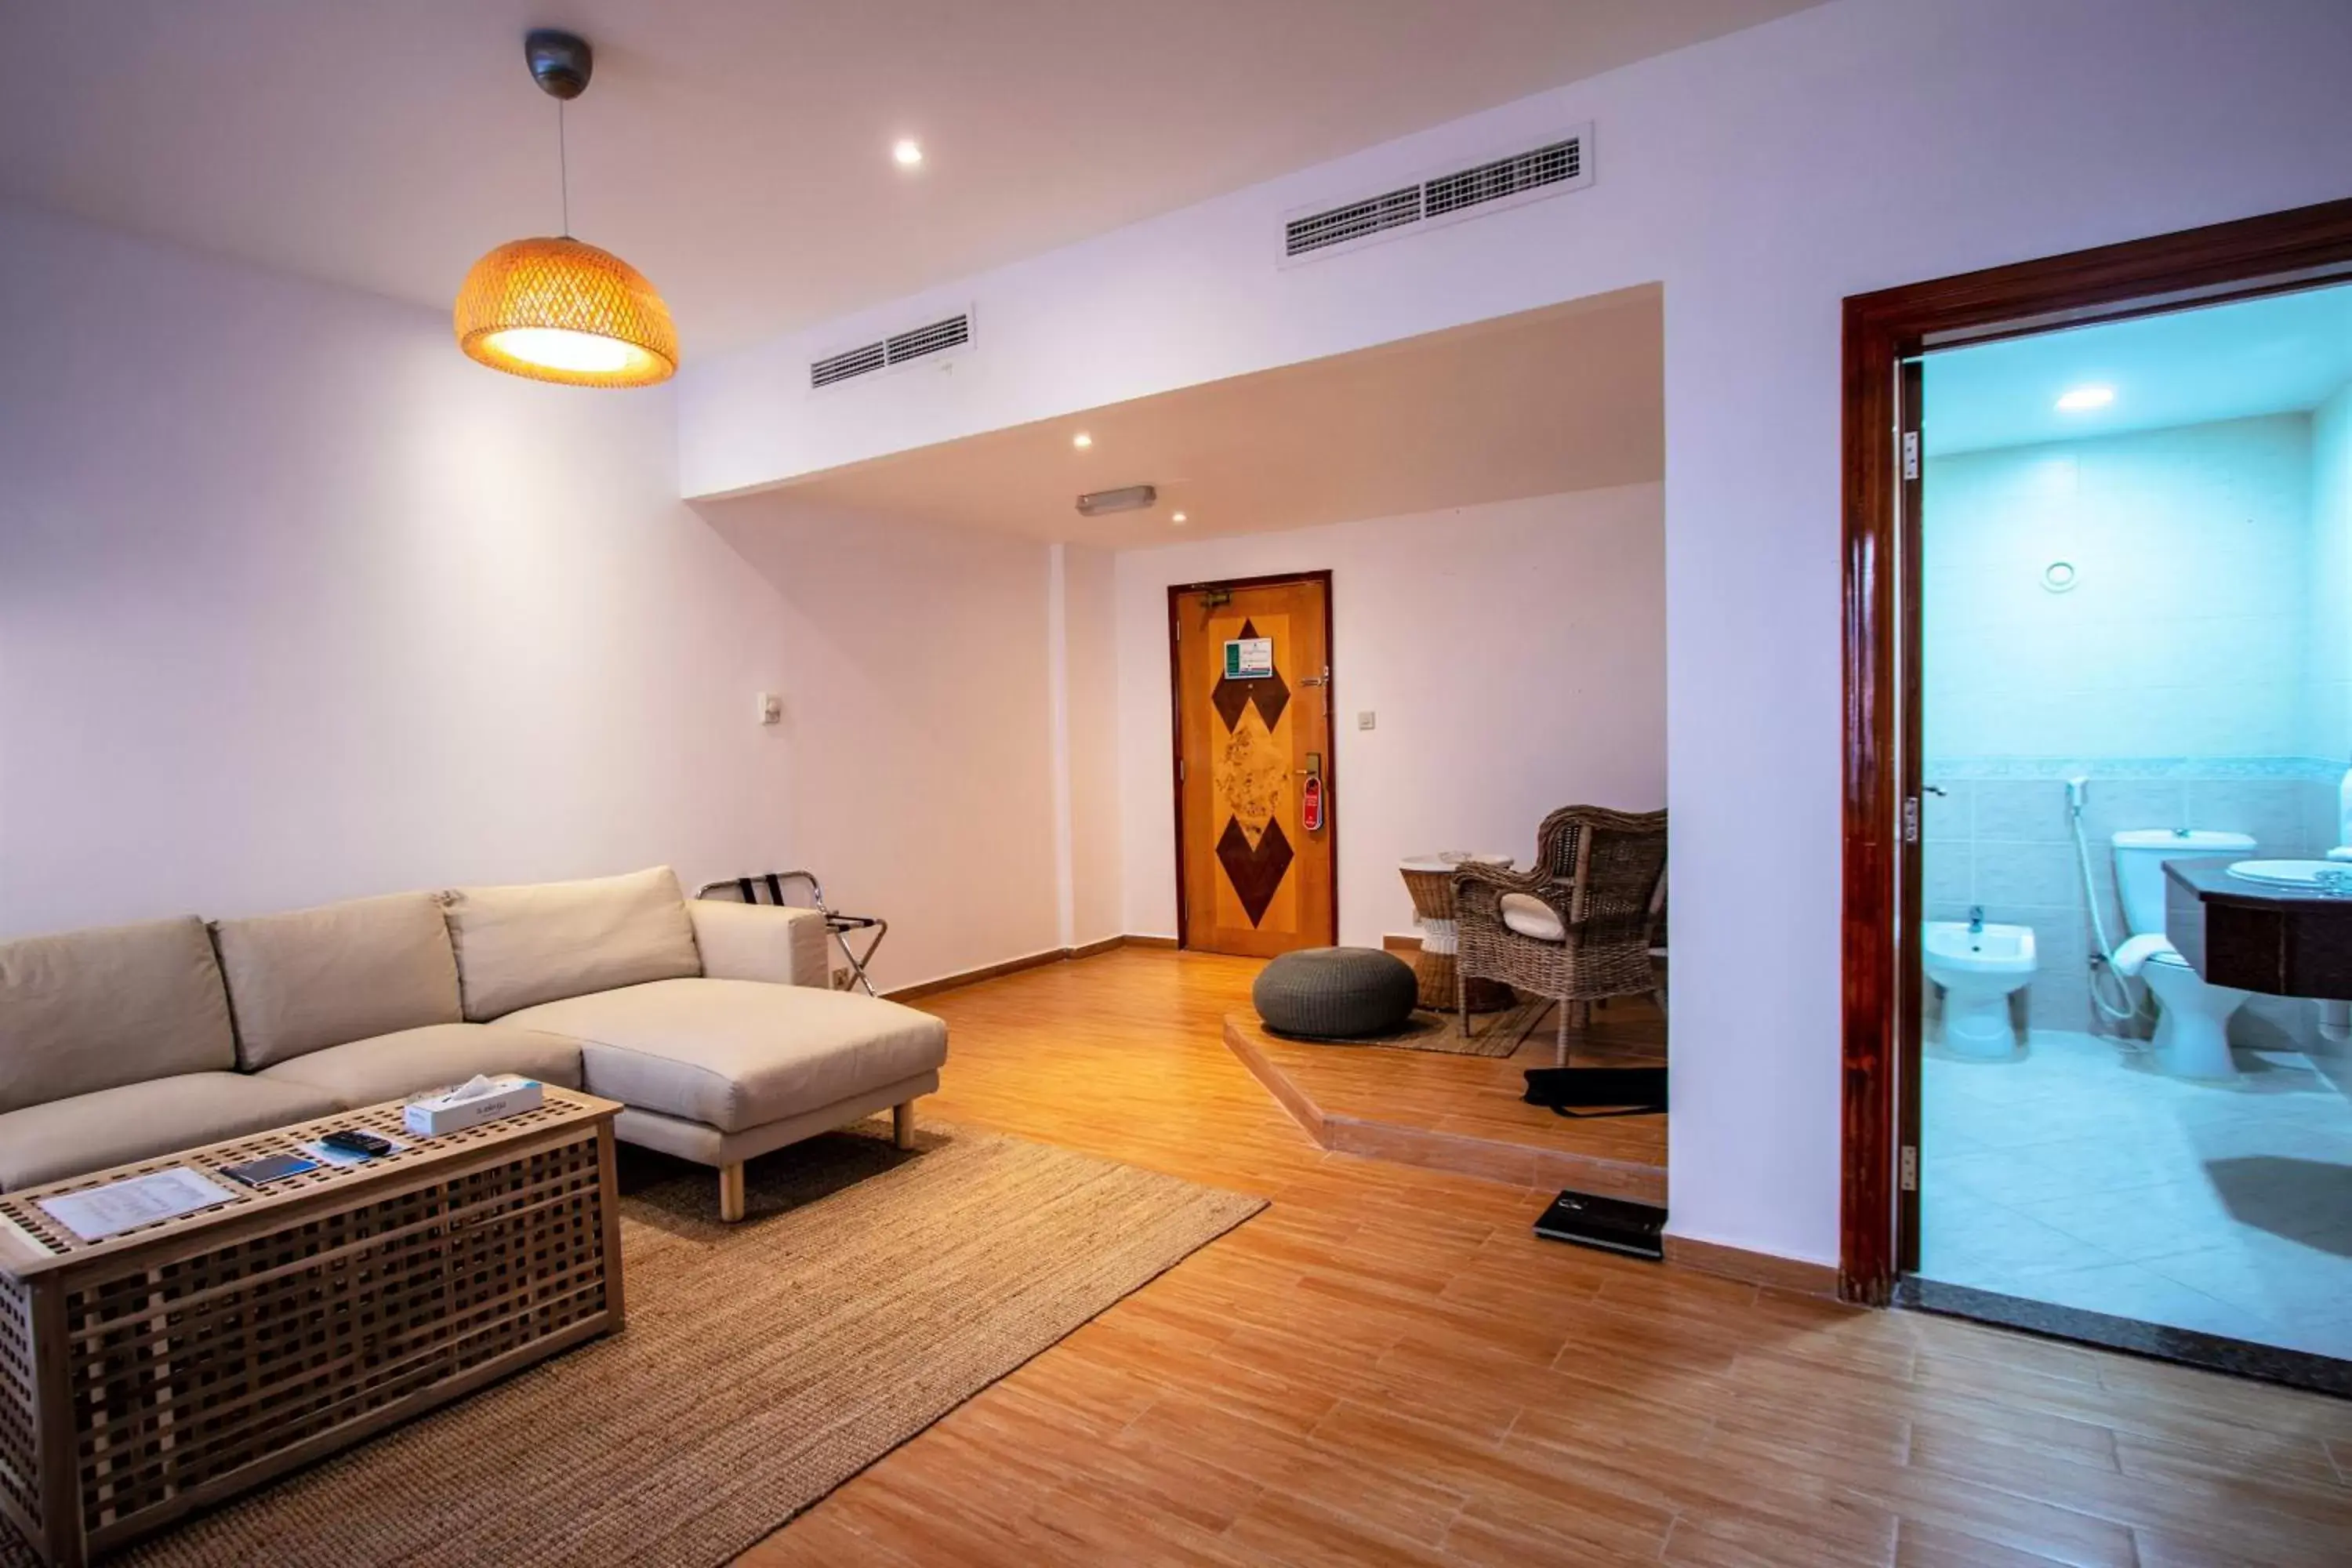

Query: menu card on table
[35,1166,237,1242]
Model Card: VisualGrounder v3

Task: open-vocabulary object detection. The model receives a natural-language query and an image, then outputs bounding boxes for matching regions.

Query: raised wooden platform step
[1221,1011,1667,1206]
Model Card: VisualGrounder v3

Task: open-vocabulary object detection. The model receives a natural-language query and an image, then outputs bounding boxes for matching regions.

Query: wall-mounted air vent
[1280,125,1592,263]
[809,309,975,390]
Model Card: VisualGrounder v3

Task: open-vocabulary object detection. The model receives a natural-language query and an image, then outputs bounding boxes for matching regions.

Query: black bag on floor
[1521,1065,1667,1118]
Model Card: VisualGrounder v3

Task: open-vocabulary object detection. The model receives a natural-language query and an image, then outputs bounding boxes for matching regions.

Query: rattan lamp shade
[453,236,678,387]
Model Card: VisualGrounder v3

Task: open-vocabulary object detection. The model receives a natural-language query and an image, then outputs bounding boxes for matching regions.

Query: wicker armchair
[1454,806,1668,1062]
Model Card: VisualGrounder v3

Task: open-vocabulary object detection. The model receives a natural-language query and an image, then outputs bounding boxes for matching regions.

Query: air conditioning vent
[809,309,975,390]
[886,313,970,365]
[810,340,887,388]
[1279,125,1592,264]
[1424,137,1581,219]
[1285,186,1422,259]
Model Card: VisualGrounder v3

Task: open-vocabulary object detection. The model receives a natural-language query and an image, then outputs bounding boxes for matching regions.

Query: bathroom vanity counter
[2165,857,2352,1001]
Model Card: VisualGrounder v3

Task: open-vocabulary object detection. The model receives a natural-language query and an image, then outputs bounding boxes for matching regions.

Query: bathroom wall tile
[1973,842,2082,910]
[1922,844,1973,907]
[1921,779,1971,841]
[1971,779,2071,844]
[2078,778,2189,844]
[2185,779,2313,855]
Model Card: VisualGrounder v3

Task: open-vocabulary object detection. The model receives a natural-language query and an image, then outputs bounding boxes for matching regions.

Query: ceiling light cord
[557,99,571,238]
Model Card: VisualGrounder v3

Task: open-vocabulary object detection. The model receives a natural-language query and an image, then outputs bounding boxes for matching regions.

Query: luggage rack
[696,870,887,997]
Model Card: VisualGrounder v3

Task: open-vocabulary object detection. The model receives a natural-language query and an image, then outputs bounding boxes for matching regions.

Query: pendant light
[454,31,678,387]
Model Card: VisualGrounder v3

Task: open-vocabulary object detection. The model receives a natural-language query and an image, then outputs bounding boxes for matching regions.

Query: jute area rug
[4,1120,1261,1568]
[1264,996,1556,1058]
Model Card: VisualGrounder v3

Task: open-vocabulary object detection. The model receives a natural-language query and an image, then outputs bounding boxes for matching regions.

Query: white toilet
[2110,829,2256,1079]
[1923,915,2037,1058]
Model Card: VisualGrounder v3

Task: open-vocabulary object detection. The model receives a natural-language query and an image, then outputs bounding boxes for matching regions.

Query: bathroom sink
[2227,859,2352,891]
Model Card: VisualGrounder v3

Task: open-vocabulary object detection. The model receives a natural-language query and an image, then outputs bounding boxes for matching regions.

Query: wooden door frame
[1167,570,1339,952]
[1839,197,2352,1305]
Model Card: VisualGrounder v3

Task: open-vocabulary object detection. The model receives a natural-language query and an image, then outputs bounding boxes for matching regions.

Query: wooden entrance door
[1171,573,1337,957]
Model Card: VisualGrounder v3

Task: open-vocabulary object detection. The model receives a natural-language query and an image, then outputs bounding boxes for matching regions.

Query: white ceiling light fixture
[891,138,924,168]
[1171,511,1189,524]
[1071,431,1093,449]
[2055,384,2115,412]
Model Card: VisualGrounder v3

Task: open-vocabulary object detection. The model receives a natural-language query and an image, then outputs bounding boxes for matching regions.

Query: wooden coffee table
[0,1087,625,1567]
[1399,854,1519,1012]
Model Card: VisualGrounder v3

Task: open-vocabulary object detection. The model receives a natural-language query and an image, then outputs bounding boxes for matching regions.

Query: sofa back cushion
[0,916,238,1114]
[441,866,701,1021]
[212,892,463,1070]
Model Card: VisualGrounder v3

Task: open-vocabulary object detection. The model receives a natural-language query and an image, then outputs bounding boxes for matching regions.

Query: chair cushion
[1252,947,1418,1039]
[212,891,463,1069]
[441,866,701,1021]
[256,1022,584,1109]
[503,978,948,1134]
[0,916,237,1114]
[1500,892,1567,942]
[0,1073,341,1192]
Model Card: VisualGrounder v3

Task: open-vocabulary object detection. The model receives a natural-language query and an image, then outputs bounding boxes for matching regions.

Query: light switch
[1357,711,1376,731]
[757,692,782,726]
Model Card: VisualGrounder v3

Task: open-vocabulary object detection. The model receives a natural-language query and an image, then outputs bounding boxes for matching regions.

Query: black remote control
[321,1129,394,1159]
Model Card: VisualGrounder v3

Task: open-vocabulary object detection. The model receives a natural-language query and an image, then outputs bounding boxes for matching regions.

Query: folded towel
[2111,933,2174,978]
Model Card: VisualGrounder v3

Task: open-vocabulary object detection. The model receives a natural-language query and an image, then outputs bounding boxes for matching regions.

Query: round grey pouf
[1253,947,1420,1039]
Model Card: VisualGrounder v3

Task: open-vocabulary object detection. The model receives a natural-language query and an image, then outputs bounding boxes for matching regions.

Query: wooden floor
[739,947,2352,1568]
[1240,993,1668,1165]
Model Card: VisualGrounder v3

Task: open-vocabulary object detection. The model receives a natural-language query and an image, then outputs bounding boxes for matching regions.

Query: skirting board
[884,935,1169,1002]
[1661,1235,1842,1299]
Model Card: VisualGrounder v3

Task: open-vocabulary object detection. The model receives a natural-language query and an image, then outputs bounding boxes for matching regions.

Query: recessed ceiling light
[2055,385,2114,412]
[891,138,924,168]
[1171,512,1188,524]
[1071,432,1092,449]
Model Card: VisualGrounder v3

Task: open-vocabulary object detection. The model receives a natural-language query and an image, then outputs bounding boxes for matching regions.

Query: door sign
[1223,636,1273,681]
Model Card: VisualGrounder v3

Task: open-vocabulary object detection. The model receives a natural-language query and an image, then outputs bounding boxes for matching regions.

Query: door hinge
[1899,1145,1918,1192]
[1901,430,1921,482]
[1902,796,1920,844]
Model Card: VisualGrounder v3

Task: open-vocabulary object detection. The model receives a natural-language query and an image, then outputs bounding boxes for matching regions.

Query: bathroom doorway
[1841,199,2352,1393]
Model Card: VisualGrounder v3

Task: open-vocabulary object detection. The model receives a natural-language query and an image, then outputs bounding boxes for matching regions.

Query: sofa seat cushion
[503,978,947,1135]
[0,1073,342,1193]
[256,1022,584,1110]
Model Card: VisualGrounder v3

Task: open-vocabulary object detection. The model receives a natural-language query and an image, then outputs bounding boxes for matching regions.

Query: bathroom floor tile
[1920,1025,2352,1367]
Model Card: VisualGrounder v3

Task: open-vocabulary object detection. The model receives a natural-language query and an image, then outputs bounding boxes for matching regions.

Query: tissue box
[403,1075,545,1137]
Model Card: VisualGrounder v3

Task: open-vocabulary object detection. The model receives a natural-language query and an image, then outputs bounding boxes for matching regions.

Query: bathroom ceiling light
[1071,432,1093,449]
[892,138,924,168]
[455,31,677,388]
[2055,385,2114,412]
[1171,511,1189,524]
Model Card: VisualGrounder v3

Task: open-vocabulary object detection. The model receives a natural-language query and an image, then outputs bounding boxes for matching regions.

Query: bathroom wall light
[2055,385,2114,412]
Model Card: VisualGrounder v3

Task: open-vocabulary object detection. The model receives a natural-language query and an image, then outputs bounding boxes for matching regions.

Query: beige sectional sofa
[0,867,946,1220]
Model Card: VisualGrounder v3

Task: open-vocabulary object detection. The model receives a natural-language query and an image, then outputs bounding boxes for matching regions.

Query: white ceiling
[1925,281,2352,456]
[717,286,1663,546]
[0,1,1817,355]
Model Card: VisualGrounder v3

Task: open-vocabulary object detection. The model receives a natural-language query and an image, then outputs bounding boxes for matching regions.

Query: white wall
[691,499,1067,989]
[0,201,797,935]
[1923,416,2319,760]
[680,0,2352,1264]
[0,201,1070,998]
[1113,487,1665,945]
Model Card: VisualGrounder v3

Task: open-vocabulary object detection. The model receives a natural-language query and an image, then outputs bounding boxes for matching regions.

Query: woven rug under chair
[1261,994,1559,1058]
[1,1120,1261,1568]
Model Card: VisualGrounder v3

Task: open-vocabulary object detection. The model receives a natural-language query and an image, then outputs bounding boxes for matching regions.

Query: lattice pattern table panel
[0,1089,622,1567]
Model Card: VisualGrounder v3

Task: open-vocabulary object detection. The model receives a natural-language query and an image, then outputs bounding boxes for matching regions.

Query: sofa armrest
[688,901,829,989]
